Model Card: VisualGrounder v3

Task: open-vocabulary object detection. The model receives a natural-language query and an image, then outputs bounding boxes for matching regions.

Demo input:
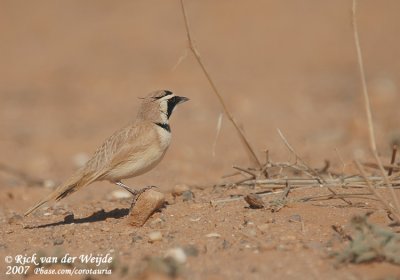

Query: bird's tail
[24,174,90,216]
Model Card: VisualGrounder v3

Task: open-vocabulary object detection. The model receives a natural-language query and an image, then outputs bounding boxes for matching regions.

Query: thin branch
[212,113,223,157]
[352,0,400,212]
[179,0,261,169]
[237,176,400,188]
[388,145,398,176]
[355,160,400,224]
[352,0,376,152]
[276,128,325,183]
[232,166,256,178]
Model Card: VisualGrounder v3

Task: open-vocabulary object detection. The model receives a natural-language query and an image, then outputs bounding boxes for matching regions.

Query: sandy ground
[1,1,400,279]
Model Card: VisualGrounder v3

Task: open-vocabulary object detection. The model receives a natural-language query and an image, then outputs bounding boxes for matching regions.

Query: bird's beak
[176,96,189,104]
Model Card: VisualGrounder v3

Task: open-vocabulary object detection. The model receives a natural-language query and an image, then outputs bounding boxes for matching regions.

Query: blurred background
[0,0,399,191]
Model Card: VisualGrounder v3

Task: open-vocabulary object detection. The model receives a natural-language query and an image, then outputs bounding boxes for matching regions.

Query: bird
[24,90,189,216]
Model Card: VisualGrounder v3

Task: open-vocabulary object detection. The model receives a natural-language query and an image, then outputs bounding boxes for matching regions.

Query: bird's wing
[107,123,156,169]
[85,122,156,179]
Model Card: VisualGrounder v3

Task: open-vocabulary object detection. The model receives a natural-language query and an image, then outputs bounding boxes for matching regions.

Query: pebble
[189,217,201,222]
[128,189,165,227]
[182,190,194,202]
[8,214,23,225]
[222,240,230,250]
[149,217,165,228]
[164,248,187,264]
[172,184,190,197]
[205,233,221,238]
[242,228,257,237]
[288,214,302,223]
[132,234,143,243]
[101,226,111,232]
[183,245,199,257]
[148,231,163,243]
[244,194,265,209]
[110,190,132,199]
[53,237,64,245]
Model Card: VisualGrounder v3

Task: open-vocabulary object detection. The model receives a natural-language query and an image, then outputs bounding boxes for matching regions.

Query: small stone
[242,228,257,237]
[222,240,230,249]
[149,217,164,228]
[288,214,302,223]
[53,237,64,245]
[183,245,199,257]
[132,234,143,243]
[101,226,111,232]
[172,184,190,197]
[52,207,68,216]
[244,194,265,209]
[205,233,221,238]
[164,248,187,264]
[189,217,201,222]
[182,190,194,202]
[110,190,131,199]
[8,214,23,225]
[128,189,165,227]
[148,231,163,243]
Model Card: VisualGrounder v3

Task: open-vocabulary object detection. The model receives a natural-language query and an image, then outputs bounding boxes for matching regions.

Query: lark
[25,90,188,216]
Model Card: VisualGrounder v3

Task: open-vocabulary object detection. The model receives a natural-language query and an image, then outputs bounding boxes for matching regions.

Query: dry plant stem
[335,148,347,174]
[277,128,325,185]
[388,145,398,176]
[301,193,378,202]
[352,0,400,212]
[211,188,378,206]
[233,166,256,178]
[238,176,400,188]
[276,128,325,183]
[327,187,352,205]
[179,0,261,169]
[212,113,223,157]
[352,0,376,152]
[355,160,400,224]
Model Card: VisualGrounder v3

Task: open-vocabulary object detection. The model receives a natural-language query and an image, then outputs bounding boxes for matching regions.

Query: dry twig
[352,0,400,213]
[355,160,400,224]
[388,145,398,176]
[179,0,261,169]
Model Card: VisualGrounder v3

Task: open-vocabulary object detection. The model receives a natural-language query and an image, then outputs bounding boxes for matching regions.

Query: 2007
[6,266,30,275]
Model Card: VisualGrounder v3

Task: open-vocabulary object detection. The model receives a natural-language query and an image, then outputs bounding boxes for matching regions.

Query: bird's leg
[115,181,138,195]
[115,182,157,208]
